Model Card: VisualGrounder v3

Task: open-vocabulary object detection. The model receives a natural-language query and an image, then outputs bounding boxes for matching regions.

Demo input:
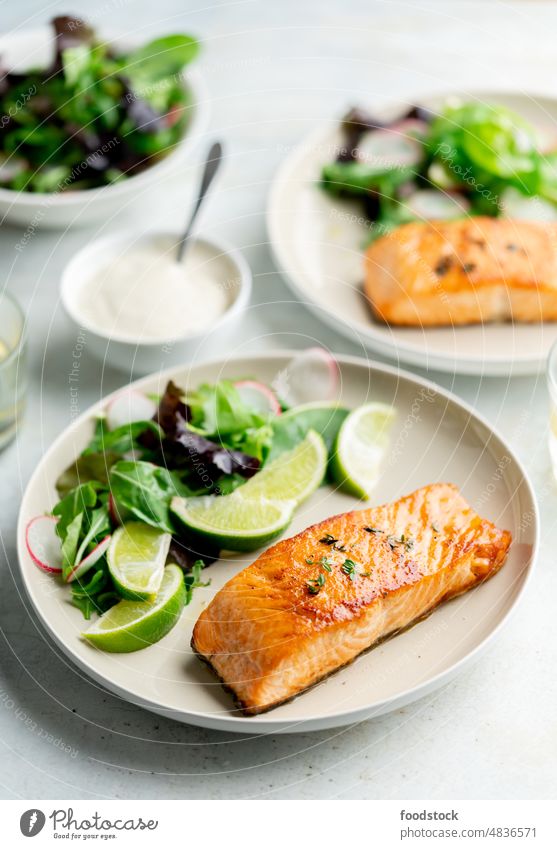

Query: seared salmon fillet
[192,483,511,714]
[364,217,557,325]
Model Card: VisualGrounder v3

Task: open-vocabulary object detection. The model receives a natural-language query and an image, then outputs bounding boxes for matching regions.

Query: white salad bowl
[60,230,252,373]
[0,27,209,229]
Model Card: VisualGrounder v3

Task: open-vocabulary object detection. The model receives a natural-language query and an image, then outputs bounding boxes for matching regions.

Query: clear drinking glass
[0,291,27,449]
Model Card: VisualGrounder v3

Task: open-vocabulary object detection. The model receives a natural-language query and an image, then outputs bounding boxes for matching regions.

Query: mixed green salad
[322,100,557,238]
[26,353,395,653]
[0,15,199,192]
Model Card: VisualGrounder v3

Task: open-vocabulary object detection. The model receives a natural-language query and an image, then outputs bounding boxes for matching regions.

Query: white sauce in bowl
[78,236,229,342]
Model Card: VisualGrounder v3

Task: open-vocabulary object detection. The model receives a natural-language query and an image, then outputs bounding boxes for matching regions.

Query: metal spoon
[176,140,224,263]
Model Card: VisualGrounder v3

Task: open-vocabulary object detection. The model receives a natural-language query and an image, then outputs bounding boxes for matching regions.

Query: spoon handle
[176,140,223,262]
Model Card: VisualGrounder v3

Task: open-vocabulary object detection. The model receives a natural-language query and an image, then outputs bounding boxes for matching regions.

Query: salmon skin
[192,483,512,715]
[364,217,557,326]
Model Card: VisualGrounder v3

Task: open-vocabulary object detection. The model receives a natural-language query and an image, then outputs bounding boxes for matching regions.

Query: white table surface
[1,0,556,800]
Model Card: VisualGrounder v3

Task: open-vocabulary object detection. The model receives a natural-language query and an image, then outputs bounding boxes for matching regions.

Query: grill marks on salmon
[364,217,557,326]
[192,483,512,715]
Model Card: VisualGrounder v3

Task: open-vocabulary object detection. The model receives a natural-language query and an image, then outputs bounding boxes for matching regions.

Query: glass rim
[0,289,26,372]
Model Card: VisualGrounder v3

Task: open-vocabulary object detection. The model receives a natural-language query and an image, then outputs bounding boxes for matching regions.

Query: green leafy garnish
[184,559,211,604]
[306,573,326,595]
[341,558,358,580]
[186,380,273,462]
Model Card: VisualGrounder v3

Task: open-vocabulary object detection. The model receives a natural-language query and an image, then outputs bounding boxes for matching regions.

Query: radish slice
[389,119,429,140]
[26,515,63,574]
[106,390,157,431]
[66,535,111,583]
[403,189,470,220]
[427,161,460,191]
[279,348,339,407]
[235,380,281,416]
[501,187,557,221]
[0,155,28,184]
[356,129,422,171]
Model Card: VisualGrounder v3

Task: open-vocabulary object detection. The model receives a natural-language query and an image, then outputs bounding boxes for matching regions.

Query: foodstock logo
[19,806,159,839]
[19,809,46,837]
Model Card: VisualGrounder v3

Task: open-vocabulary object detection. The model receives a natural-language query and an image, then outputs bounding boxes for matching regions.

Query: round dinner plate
[268,91,557,375]
[17,352,538,733]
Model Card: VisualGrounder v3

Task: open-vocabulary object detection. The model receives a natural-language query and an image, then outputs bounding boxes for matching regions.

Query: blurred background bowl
[0,27,210,229]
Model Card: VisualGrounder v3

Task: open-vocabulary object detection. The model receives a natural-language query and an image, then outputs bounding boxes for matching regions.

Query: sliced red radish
[403,189,470,220]
[26,515,63,574]
[165,104,182,128]
[281,348,339,407]
[389,119,429,140]
[106,390,157,431]
[65,535,112,583]
[501,187,557,221]
[234,380,281,416]
[356,129,422,172]
[0,155,28,184]
[427,161,460,191]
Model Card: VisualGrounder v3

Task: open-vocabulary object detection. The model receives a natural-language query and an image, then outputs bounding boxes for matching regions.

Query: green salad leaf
[47,375,304,623]
[187,380,273,462]
[123,34,200,84]
[52,482,110,578]
[108,460,192,533]
[83,418,163,457]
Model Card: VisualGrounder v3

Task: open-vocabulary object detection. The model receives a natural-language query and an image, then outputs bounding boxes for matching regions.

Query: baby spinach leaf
[61,512,84,573]
[123,34,199,84]
[56,451,120,498]
[83,419,163,456]
[75,506,111,565]
[52,481,109,574]
[108,460,183,533]
[53,482,100,539]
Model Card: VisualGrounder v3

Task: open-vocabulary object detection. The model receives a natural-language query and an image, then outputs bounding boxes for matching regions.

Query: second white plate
[268,90,557,375]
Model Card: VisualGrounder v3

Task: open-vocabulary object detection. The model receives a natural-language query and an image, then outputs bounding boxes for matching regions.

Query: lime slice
[268,403,349,461]
[171,431,326,551]
[246,429,327,504]
[330,402,395,499]
[171,495,295,552]
[83,564,185,653]
[107,522,171,601]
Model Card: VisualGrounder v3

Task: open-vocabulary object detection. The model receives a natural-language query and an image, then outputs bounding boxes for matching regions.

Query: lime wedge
[268,403,349,461]
[330,402,395,499]
[107,522,171,601]
[171,494,295,552]
[246,429,327,504]
[170,431,326,551]
[83,564,185,653]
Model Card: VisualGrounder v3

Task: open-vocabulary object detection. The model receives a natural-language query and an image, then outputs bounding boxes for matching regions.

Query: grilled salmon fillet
[192,483,511,714]
[364,217,557,325]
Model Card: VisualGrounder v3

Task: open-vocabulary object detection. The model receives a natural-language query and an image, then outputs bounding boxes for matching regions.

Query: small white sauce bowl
[61,230,252,373]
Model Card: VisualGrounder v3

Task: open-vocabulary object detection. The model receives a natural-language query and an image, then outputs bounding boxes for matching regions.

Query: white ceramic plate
[17,352,537,733]
[268,91,557,375]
